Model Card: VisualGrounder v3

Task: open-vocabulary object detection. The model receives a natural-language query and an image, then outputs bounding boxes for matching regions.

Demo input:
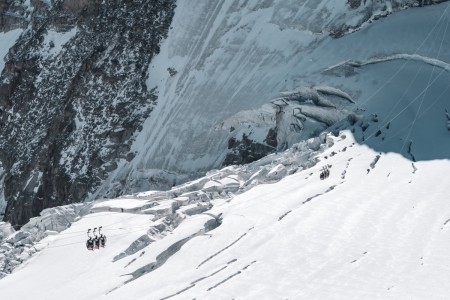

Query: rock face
[223,132,277,166]
[0,0,29,32]
[1,0,176,225]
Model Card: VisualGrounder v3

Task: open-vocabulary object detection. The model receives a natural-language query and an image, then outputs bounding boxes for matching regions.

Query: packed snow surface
[1,131,449,299]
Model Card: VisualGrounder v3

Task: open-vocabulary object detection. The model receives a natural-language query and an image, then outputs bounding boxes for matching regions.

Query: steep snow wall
[96,0,450,199]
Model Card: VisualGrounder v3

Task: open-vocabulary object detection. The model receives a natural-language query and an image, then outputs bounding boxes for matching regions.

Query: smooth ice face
[94,1,450,198]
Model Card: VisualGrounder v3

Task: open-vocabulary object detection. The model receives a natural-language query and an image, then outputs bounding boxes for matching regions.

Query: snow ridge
[325,53,450,73]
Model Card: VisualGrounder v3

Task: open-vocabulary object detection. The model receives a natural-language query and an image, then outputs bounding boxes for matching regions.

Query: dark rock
[264,128,277,148]
[223,133,275,166]
[347,0,362,9]
[1,0,177,226]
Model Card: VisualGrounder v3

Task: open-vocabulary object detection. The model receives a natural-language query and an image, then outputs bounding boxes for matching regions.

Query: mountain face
[95,0,449,198]
[0,0,176,225]
[0,0,448,226]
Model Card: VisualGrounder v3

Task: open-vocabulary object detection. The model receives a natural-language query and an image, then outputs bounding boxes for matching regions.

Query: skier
[98,226,107,248]
[93,227,100,249]
[86,229,94,250]
[100,234,107,248]
[86,238,94,250]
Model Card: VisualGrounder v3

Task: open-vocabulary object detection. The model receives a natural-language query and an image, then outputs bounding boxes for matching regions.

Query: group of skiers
[320,166,330,180]
[86,227,107,250]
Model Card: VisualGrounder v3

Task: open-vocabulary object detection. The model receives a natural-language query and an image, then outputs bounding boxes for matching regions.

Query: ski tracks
[159,227,256,299]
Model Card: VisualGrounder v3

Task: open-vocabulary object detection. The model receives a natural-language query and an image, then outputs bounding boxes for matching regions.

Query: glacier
[95,0,450,199]
[0,1,450,298]
[1,130,450,299]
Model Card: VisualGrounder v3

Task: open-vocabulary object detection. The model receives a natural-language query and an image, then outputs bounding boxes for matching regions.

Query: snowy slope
[1,130,450,299]
[96,1,450,198]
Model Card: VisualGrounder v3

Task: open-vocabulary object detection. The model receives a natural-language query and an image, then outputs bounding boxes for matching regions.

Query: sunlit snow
[1,131,449,299]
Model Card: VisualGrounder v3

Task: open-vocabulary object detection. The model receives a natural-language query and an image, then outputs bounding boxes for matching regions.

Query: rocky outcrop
[223,132,277,166]
[1,0,176,225]
[0,0,29,32]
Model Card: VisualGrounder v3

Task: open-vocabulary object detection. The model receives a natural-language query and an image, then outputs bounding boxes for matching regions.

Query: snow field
[2,131,449,299]
[111,133,450,299]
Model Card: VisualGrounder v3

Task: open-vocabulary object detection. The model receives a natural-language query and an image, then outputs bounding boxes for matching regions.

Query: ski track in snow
[196,228,253,269]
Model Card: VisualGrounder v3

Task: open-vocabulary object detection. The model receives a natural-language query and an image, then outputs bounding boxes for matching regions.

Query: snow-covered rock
[0,222,14,243]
